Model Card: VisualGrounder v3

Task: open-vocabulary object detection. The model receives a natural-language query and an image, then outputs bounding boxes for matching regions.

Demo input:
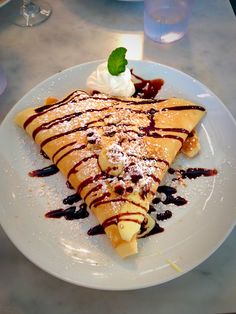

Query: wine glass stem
[22,0,40,17]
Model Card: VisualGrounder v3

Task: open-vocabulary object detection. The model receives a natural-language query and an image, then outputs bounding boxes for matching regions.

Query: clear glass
[144,0,192,43]
[14,0,52,27]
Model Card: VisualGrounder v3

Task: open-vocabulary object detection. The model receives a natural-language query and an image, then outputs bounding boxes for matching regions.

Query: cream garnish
[87,62,135,97]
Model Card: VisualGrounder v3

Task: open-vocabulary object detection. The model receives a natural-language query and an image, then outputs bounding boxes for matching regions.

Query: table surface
[0,0,236,313]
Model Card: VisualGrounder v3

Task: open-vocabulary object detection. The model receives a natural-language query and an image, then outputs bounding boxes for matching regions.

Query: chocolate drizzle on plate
[152,185,188,207]
[131,70,164,99]
[45,188,87,220]
[45,203,89,220]
[168,167,218,180]
[63,193,82,205]
[40,149,49,159]
[29,161,217,238]
[156,210,172,221]
[28,164,59,177]
[87,224,105,236]
[139,221,164,238]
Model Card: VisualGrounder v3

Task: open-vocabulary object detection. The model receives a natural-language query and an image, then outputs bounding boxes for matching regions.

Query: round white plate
[0,60,235,290]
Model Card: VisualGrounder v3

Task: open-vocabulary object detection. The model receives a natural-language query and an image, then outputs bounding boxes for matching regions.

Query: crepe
[15,90,205,257]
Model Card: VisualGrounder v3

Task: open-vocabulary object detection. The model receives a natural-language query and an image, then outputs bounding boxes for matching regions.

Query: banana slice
[98,144,125,176]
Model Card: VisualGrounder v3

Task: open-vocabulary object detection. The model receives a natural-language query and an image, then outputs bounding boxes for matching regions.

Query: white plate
[0,0,11,8]
[0,60,236,290]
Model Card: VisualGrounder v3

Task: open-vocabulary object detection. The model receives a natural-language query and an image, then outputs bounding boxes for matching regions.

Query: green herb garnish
[107,47,128,76]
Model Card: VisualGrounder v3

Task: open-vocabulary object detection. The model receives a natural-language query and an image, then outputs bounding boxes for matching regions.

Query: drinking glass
[14,0,52,27]
[144,0,192,43]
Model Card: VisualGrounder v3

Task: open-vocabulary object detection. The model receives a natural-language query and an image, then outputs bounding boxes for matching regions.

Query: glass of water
[144,0,192,43]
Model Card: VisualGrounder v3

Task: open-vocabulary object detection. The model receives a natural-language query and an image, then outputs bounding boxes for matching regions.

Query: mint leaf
[107,47,128,76]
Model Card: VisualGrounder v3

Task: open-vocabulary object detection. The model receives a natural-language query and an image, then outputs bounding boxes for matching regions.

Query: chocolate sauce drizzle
[63,193,82,205]
[55,144,87,166]
[168,167,218,180]
[40,149,49,159]
[24,90,159,130]
[28,164,59,177]
[87,224,105,236]
[152,185,188,207]
[26,82,209,240]
[87,220,164,237]
[34,91,79,113]
[156,210,172,221]
[67,154,98,179]
[131,70,164,99]
[23,88,205,154]
[66,180,74,190]
[139,221,164,238]
[52,141,76,163]
[30,162,217,237]
[45,191,87,220]
[45,203,89,220]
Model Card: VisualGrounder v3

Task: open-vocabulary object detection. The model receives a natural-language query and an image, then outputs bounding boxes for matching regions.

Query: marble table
[0,0,235,313]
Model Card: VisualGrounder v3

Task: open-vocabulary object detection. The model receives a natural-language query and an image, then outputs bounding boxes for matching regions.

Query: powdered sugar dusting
[13,88,212,255]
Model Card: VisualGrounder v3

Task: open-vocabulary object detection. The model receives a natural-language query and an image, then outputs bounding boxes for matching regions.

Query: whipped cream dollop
[86,62,135,97]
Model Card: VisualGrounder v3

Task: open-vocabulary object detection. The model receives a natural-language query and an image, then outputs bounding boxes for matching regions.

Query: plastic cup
[144,0,192,43]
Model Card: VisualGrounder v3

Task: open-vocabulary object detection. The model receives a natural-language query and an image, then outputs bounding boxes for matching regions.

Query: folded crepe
[15,90,205,257]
